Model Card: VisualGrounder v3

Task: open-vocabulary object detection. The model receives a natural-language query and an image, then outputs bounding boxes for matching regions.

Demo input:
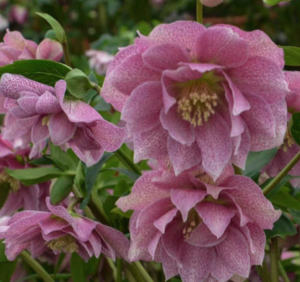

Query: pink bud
[36,39,63,62]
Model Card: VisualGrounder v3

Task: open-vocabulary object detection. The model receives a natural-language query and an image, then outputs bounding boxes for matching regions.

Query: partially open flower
[102,21,288,180]
[0,74,127,166]
[0,135,49,216]
[0,198,130,262]
[117,167,281,282]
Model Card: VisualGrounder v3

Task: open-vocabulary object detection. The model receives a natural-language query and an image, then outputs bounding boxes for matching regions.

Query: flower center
[281,129,295,152]
[193,170,215,185]
[47,234,78,253]
[0,170,21,193]
[183,209,200,239]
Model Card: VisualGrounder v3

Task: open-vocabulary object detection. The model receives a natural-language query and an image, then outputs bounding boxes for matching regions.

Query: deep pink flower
[116,167,281,282]
[9,5,28,25]
[0,135,49,216]
[102,21,288,179]
[86,50,114,75]
[0,74,127,166]
[0,30,63,67]
[0,198,130,262]
[200,0,224,7]
[265,72,300,187]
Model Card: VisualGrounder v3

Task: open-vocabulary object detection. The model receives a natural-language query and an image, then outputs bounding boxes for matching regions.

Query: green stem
[233,164,243,175]
[270,238,279,282]
[256,260,271,282]
[115,149,142,176]
[91,82,102,94]
[16,273,71,282]
[116,258,123,282]
[263,151,300,196]
[20,251,55,282]
[89,189,110,225]
[62,41,71,67]
[278,261,290,282]
[124,266,137,282]
[133,262,154,282]
[196,0,203,24]
[107,257,117,281]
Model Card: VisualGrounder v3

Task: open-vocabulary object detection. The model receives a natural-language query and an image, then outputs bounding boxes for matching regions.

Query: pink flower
[116,167,281,282]
[102,21,288,179]
[9,5,28,24]
[0,30,63,67]
[200,0,224,7]
[0,74,127,166]
[0,198,130,262]
[265,72,300,187]
[0,135,50,216]
[86,50,114,75]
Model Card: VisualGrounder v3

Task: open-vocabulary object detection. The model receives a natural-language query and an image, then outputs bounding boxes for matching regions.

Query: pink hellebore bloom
[0,135,49,216]
[86,50,114,76]
[0,198,130,262]
[0,30,63,67]
[0,74,127,166]
[102,21,288,179]
[265,72,300,187]
[9,5,28,25]
[200,0,224,8]
[117,167,281,282]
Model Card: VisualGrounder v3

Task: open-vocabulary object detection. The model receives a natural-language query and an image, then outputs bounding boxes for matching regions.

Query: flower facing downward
[0,74,127,166]
[102,21,288,179]
[0,198,130,262]
[116,167,281,282]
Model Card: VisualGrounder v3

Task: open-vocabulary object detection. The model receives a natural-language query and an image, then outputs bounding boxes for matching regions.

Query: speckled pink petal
[31,115,49,144]
[36,91,61,114]
[17,95,39,115]
[3,31,26,50]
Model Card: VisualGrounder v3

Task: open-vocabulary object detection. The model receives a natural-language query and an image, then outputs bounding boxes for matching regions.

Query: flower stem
[270,238,279,282]
[62,41,71,67]
[256,260,271,282]
[115,149,142,176]
[263,151,300,196]
[278,261,290,282]
[133,262,154,282]
[116,258,123,282]
[196,0,203,24]
[124,266,137,282]
[20,251,55,282]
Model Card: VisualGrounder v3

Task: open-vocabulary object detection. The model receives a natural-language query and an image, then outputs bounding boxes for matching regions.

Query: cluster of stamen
[194,170,215,185]
[281,129,295,152]
[0,170,21,192]
[47,234,78,253]
[177,82,219,127]
[183,210,200,240]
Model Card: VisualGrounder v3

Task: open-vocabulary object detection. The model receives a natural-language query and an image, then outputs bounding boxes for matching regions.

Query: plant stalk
[263,151,300,196]
[20,251,55,282]
[62,41,71,67]
[270,238,279,282]
[197,0,203,24]
[116,258,123,282]
[278,261,290,282]
[115,149,142,176]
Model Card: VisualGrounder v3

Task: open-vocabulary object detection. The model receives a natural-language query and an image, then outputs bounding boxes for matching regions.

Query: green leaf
[50,176,74,204]
[290,112,300,145]
[36,12,66,43]
[111,207,133,218]
[50,144,77,171]
[74,161,85,196]
[70,253,86,282]
[106,167,140,181]
[0,60,71,87]
[45,29,57,40]
[65,69,93,99]
[265,213,297,239]
[264,0,289,6]
[0,183,10,209]
[103,195,119,215]
[0,261,16,282]
[243,149,277,178]
[80,153,113,209]
[29,156,55,166]
[288,209,300,224]
[6,167,64,185]
[114,179,130,196]
[281,46,300,66]
[270,189,300,211]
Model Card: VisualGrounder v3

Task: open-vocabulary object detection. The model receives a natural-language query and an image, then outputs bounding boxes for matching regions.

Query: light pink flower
[102,21,288,179]
[0,74,127,166]
[200,0,224,7]
[0,30,63,67]
[0,198,130,262]
[86,50,114,75]
[0,135,50,216]
[0,14,8,31]
[9,5,28,25]
[117,167,281,282]
[265,72,300,187]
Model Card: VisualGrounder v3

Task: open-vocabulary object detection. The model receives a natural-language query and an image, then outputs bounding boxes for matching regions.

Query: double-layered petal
[116,167,281,282]
[0,198,130,262]
[102,21,288,179]
[0,74,127,166]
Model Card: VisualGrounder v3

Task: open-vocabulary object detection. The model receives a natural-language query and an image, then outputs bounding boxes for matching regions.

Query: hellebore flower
[265,72,300,187]
[86,50,114,75]
[116,167,281,282]
[0,30,63,67]
[102,21,288,179]
[0,74,126,166]
[0,198,130,262]
[0,135,50,216]
[9,5,28,25]
[200,0,224,7]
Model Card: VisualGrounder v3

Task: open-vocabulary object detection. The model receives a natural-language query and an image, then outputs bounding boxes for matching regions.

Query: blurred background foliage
[1,0,300,70]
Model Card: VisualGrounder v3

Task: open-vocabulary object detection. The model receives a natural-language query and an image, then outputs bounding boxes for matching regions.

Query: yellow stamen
[47,234,78,253]
[0,170,21,193]
[183,210,201,240]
